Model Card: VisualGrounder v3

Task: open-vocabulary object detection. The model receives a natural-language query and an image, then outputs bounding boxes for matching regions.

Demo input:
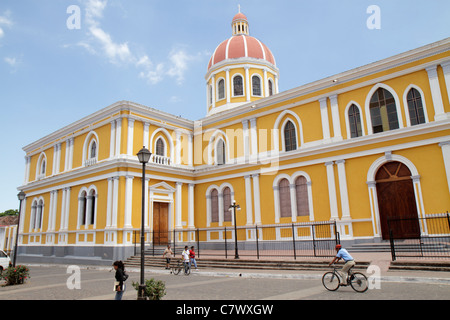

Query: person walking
[181,246,190,274]
[328,244,356,285]
[112,260,126,300]
[189,246,198,271]
[163,245,173,270]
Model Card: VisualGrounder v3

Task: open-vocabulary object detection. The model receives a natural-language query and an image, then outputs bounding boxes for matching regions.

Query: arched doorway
[375,161,421,240]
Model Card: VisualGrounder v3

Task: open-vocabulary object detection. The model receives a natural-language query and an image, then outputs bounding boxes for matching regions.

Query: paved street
[1,264,449,301]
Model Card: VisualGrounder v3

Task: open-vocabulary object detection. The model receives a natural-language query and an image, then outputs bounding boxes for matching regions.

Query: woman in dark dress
[113,260,125,300]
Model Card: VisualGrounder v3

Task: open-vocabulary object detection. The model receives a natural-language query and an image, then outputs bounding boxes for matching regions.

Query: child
[189,246,198,271]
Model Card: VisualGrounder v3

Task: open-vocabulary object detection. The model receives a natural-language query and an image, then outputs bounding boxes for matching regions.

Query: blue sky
[0,0,449,212]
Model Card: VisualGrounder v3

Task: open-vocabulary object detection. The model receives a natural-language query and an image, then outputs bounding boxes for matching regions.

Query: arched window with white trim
[406,88,426,126]
[252,75,261,96]
[348,104,363,138]
[370,88,399,133]
[156,137,165,157]
[223,187,232,222]
[217,79,225,100]
[295,176,310,217]
[216,138,226,165]
[211,189,219,223]
[279,178,291,218]
[284,121,297,152]
[233,75,244,96]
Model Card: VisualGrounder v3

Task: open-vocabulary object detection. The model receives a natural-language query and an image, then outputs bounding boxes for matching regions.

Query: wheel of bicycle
[173,266,181,275]
[349,272,368,293]
[322,272,340,291]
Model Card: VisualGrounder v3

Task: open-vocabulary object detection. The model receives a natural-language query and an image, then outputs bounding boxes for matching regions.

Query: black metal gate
[388,213,450,261]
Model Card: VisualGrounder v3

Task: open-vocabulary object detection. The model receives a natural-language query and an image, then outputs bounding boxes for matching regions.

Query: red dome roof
[232,12,247,22]
[207,35,276,71]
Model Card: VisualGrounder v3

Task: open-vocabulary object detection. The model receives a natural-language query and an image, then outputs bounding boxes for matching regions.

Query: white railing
[150,154,171,166]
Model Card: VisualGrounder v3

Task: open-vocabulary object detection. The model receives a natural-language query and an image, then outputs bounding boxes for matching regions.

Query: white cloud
[0,10,13,39]
[4,57,17,66]
[77,0,202,86]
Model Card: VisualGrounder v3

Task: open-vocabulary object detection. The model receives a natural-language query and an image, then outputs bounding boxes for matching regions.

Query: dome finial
[232,7,249,36]
[238,4,241,13]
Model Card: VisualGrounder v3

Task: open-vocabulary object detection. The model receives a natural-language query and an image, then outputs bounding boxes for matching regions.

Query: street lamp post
[136,146,152,300]
[13,191,26,267]
[229,200,240,259]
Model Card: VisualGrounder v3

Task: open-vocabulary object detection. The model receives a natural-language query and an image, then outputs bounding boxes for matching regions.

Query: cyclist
[328,244,355,285]
[181,246,190,274]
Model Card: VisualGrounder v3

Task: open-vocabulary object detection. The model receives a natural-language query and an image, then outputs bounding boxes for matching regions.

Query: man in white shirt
[181,246,190,274]
[329,244,356,285]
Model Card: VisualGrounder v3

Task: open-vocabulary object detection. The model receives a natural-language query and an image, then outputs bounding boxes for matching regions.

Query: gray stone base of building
[16,245,135,266]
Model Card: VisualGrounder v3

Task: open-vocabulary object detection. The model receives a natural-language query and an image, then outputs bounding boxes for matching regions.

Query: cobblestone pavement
[0,264,449,301]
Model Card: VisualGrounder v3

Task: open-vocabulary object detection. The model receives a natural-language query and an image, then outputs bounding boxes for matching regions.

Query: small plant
[132,278,166,300]
[1,264,30,286]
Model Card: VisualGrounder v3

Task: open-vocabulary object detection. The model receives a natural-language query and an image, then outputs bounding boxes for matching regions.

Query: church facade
[17,12,450,264]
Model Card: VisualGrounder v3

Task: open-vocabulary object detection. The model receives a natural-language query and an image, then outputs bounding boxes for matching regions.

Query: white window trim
[344,101,366,139]
[364,83,404,135]
[231,73,245,97]
[251,73,263,97]
[216,77,226,101]
[402,84,429,127]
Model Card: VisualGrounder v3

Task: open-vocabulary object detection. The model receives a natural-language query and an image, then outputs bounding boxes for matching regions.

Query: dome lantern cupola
[232,7,249,36]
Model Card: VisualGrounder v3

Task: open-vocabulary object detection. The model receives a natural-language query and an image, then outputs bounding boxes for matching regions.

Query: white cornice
[23,101,195,154]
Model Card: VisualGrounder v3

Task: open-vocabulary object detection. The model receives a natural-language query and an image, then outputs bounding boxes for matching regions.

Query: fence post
[196,228,200,258]
[256,225,260,260]
[312,224,316,257]
[173,229,176,257]
[224,227,227,259]
[292,223,297,260]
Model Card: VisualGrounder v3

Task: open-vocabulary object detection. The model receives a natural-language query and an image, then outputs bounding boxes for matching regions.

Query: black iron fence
[388,213,450,261]
[134,220,339,260]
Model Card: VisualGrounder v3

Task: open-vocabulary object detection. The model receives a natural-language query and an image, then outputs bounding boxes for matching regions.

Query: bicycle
[322,264,368,293]
[171,259,190,276]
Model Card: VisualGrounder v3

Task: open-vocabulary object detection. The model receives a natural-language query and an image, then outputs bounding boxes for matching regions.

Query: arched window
[370,88,399,133]
[41,160,46,175]
[218,79,225,100]
[80,191,87,226]
[223,187,232,222]
[233,75,244,96]
[216,139,226,165]
[88,189,96,225]
[90,141,97,159]
[284,121,297,151]
[36,199,44,230]
[209,85,213,105]
[268,79,274,96]
[211,189,219,223]
[407,88,426,126]
[156,138,165,157]
[252,75,261,96]
[348,104,363,138]
[279,178,291,218]
[295,176,310,217]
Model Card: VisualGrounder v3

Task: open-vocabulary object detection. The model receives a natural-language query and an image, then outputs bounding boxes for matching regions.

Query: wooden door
[376,162,420,240]
[153,202,169,245]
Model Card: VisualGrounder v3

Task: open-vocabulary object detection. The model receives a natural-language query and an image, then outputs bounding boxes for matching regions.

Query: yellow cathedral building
[15,11,450,264]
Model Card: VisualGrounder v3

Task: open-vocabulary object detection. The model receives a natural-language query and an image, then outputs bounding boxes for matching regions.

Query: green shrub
[132,278,166,300]
[1,264,30,286]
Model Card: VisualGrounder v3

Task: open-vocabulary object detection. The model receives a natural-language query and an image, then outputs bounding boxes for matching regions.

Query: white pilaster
[426,65,446,120]
[252,174,262,225]
[143,122,150,150]
[319,98,331,141]
[110,120,116,158]
[336,160,351,219]
[175,182,183,229]
[245,66,251,102]
[249,118,258,163]
[124,175,134,228]
[441,61,450,106]
[115,118,122,157]
[329,94,342,141]
[242,120,250,163]
[325,162,339,220]
[244,175,253,225]
[188,183,195,228]
[127,118,135,156]
[289,183,297,223]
